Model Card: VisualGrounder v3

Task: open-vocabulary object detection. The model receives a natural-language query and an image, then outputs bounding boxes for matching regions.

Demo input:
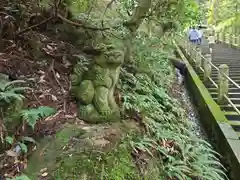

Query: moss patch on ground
[53,138,140,180]
[25,121,145,180]
[25,124,86,178]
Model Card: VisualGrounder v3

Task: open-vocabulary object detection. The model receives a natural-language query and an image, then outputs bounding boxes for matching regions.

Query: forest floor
[0,31,79,131]
[0,26,146,179]
[0,30,82,178]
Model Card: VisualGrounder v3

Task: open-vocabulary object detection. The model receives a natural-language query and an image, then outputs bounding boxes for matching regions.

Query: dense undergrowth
[31,34,228,180]
[118,33,228,180]
[3,33,228,180]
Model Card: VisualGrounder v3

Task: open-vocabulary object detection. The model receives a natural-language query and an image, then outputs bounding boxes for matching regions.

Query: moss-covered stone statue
[71,38,125,123]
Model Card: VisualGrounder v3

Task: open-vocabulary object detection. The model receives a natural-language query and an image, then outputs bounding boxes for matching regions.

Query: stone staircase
[196,41,240,138]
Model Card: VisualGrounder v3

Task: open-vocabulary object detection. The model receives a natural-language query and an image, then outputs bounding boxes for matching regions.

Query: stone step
[224,111,240,116]
[213,56,239,59]
[214,47,239,51]
[211,68,240,72]
[211,72,240,76]
[211,92,240,99]
[224,112,240,121]
[213,52,239,56]
[198,74,240,84]
[212,59,240,61]
[210,79,240,86]
[229,121,240,126]
[209,78,240,84]
[228,120,240,128]
[220,104,240,112]
[232,125,240,132]
[209,75,240,80]
[226,67,240,70]
[207,83,237,88]
[208,87,240,93]
[215,52,240,56]
[199,73,240,78]
[213,97,240,104]
[213,50,240,53]
[212,63,240,67]
[213,62,240,65]
[212,58,240,61]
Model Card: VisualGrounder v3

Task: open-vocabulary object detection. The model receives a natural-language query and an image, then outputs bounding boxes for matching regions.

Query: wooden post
[218,64,229,104]
[203,54,212,82]
[195,47,201,70]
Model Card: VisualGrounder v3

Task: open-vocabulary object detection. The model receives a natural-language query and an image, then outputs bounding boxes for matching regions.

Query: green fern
[0,80,26,91]
[120,33,228,180]
[0,80,31,105]
[20,106,56,129]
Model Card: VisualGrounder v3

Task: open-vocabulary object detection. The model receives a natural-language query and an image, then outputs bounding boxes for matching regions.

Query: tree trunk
[124,0,152,63]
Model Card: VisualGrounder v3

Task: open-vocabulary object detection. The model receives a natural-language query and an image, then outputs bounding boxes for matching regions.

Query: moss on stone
[25,122,145,180]
[74,80,95,104]
[187,63,228,123]
[53,140,140,180]
[25,125,86,179]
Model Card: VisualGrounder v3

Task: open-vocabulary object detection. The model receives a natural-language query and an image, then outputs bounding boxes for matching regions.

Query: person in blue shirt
[188,26,199,44]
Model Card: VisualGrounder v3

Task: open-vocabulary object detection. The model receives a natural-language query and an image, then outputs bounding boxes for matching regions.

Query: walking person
[197,27,203,45]
[188,26,200,44]
[208,29,215,54]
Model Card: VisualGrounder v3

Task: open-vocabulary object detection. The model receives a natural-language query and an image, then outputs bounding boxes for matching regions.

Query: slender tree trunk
[124,0,152,63]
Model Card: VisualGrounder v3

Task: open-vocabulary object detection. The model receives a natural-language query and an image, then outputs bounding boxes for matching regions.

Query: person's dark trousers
[190,39,198,44]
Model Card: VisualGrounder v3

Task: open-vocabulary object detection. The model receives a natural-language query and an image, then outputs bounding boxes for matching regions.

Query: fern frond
[3,80,26,91]
[0,92,25,103]
[9,87,32,93]
[20,106,56,129]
